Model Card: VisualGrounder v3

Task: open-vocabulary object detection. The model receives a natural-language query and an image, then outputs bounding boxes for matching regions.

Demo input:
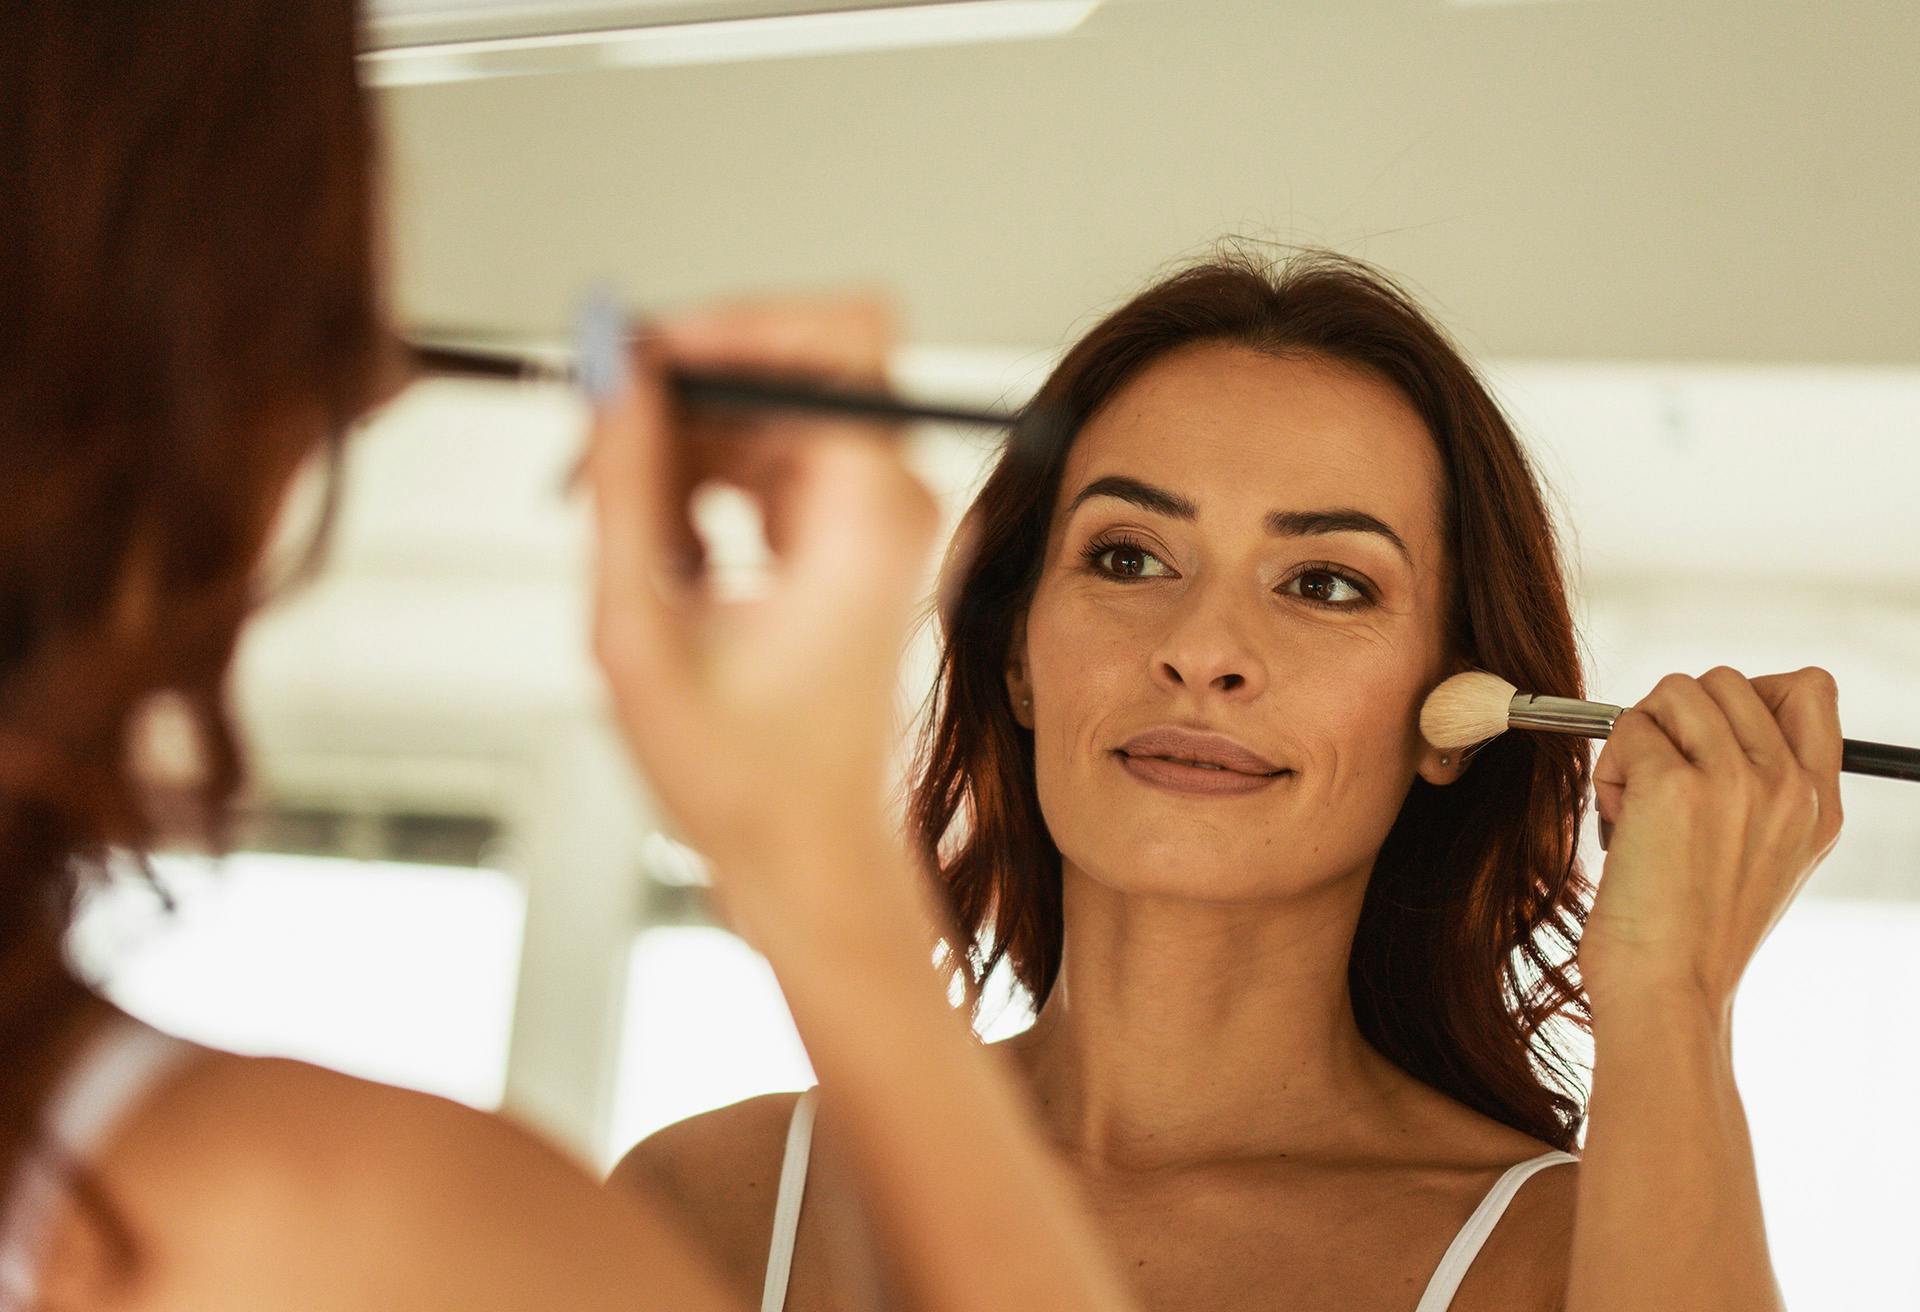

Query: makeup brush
[406,336,1020,430]
[1420,671,1920,783]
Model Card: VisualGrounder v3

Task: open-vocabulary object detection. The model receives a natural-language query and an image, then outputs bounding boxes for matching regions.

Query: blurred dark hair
[0,0,384,1199]
[909,249,1594,1150]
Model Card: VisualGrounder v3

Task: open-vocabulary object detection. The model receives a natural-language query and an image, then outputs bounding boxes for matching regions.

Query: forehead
[1057,341,1446,545]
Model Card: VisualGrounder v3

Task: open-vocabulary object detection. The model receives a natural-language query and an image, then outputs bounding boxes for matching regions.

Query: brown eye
[1081,536,1173,580]
[1285,567,1370,607]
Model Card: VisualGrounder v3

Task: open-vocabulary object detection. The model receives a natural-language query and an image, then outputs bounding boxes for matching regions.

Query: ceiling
[379,0,1919,362]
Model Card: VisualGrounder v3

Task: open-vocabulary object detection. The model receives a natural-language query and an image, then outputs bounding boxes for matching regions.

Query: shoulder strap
[759,1087,820,1312]
[1412,1149,1578,1312]
[0,1016,199,1305]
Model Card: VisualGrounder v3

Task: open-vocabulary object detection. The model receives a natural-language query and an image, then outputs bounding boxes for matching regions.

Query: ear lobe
[1417,748,1463,787]
[1005,617,1033,729]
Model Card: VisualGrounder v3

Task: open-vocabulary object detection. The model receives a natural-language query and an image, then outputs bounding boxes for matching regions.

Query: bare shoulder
[62,1050,734,1312]
[1455,1141,1579,1312]
[1390,1081,1578,1309]
[606,1090,808,1293]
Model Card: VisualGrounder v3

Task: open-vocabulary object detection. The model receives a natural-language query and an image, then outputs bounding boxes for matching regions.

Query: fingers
[1626,672,1750,773]
[1748,667,1844,778]
[1593,666,1847,859]
[1592,702,1689,823]
[1751,667,1846,848]
[650,295,907,574]
[585,332,697,698]
[1694,666,1796,772]
[655,294,893,383]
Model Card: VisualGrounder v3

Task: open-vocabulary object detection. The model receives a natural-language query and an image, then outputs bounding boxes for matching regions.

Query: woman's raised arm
[1568,666,1846,1312]
[581,296,1133,1312]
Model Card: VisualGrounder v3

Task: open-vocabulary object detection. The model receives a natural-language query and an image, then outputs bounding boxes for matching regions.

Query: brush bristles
[1420,671,1520,750]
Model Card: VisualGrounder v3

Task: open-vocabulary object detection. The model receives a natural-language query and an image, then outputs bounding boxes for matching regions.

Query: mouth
[1115,751,1287,778]
[1110,750,1293,796]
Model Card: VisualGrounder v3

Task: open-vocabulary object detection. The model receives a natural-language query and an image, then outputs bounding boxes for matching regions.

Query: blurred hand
[1581,666,1846,1016]
[583,295,942,907]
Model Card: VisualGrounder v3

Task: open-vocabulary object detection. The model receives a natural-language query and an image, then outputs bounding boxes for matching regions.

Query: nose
[1147,580,1268,700]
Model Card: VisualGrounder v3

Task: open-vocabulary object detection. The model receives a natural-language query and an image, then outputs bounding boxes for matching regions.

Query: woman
[0,3,1135,1309]
[615,254,1846,1311]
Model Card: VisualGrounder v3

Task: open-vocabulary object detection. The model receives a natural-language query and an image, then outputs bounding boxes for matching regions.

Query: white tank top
[758,1087,1578,1312]
[0,1015,199,1309]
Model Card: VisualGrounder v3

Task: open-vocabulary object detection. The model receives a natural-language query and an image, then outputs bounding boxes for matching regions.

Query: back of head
[913,247,1594,1150]
[0,0,383,1178]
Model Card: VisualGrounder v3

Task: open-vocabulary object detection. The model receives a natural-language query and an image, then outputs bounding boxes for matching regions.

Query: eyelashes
[1077,531,1378,610]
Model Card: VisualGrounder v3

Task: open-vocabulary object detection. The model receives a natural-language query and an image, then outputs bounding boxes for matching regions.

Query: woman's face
[1007,341,1458,903]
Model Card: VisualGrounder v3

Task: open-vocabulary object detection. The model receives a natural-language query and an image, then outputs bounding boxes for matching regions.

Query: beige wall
[380,0,1920,363]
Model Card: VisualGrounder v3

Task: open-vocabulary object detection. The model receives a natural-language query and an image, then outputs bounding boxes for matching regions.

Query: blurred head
[1,0,383,1151]
[911,251,1594,1148]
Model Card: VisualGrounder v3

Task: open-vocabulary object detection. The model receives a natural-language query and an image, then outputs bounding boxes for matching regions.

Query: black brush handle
[671,371,1016,428]
[1512,699,1920,785]
[406,338,1018,429]
[1842,738,1920,782]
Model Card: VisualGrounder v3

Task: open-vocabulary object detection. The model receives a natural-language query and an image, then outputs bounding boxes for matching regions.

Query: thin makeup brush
[405,336,1021,430]
[1420,671,1920,783]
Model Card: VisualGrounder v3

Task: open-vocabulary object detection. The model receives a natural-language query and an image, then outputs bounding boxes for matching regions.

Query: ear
[1415,742,1465,787]
[1004,614,1034,729]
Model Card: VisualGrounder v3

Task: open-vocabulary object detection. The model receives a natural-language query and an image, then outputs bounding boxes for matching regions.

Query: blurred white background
[70,2,1920,1307]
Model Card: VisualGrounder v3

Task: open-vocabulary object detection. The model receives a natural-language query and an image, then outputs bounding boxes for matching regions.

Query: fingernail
[573,280,631,408]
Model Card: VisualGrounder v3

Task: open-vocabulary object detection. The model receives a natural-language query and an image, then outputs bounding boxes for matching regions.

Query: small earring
[1440,754,1451,766]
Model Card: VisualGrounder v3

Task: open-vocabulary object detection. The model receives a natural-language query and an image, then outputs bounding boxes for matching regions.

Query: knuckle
[1699,665,1746,689]
[1797,665,1840,700]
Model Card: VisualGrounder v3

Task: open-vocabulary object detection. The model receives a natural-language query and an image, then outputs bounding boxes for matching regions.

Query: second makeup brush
[1420,671,1920,783]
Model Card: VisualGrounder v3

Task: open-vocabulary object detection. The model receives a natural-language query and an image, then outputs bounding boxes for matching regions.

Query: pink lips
[1113,726,1289,797]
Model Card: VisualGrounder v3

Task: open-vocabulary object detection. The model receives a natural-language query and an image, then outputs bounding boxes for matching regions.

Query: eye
[1080,533,1175,580]
[1283,566,1374,608]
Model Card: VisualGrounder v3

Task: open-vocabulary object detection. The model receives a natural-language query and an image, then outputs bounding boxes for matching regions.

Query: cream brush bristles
[1418,670,1920,783]
[1419,671,1624,754]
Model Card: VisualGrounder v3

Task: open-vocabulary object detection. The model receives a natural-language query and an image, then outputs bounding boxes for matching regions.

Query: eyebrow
[1064,474,1413,566]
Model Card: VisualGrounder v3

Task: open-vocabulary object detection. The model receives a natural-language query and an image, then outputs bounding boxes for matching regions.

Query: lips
[1114,726,1285,777]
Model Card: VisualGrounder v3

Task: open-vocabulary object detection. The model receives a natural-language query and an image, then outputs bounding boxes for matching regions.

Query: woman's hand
[1580,666,1846,1017]
[582,295,942,902]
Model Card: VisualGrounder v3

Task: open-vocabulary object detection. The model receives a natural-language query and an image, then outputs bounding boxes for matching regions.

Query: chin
[1063,832,1309,904]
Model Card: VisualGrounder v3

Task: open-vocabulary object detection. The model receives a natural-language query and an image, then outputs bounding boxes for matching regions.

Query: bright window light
[1735,896,1920,1307]
[70,852,526,1110]
[607,926,814,1166]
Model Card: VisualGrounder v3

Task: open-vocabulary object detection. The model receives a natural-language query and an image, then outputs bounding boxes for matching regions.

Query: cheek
[1282,645,1431,779]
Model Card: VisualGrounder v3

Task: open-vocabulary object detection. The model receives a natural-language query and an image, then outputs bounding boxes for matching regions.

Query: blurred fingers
[654,294,893,383]
[585,334,699,696]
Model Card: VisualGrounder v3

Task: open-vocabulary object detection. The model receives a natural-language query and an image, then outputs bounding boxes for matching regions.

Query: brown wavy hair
[1,0,384,1201]
[909,250,1595,1151]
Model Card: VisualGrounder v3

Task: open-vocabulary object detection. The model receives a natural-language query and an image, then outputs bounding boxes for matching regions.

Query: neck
[1004,863,1410,1171]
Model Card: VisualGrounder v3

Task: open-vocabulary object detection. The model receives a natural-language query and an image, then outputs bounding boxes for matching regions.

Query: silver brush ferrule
[1507,693,1625,738]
